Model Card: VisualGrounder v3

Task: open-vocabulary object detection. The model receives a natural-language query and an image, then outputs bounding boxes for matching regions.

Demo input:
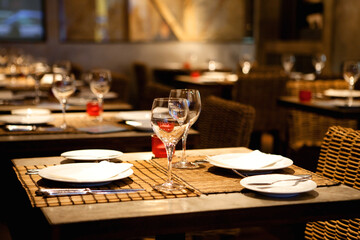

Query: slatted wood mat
[13,155,340,208]
[13,159,199,207]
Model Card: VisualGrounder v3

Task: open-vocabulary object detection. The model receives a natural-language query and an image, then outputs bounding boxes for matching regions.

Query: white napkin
[46,162,133,181]
[208,150,284,170]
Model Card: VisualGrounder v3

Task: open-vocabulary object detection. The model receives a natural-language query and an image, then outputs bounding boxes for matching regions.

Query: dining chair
[285,79,357,171]
[305,125,360,240]
[132,62,172,109]
[110,71,131,103]
[197,95,255,148]
[232,71,289,153]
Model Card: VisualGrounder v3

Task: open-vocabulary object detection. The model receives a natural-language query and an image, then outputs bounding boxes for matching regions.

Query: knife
[36,188,145,197]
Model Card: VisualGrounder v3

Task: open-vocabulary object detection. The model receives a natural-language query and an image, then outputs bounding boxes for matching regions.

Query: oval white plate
[11,108,51,115]
[38,163,133,185]
[125,120,152,131]
[324,89,360,98]
[207,154,293,172]
[116,111,151,121]
[0,114,53,124]
[61,149,123,161]
[240,174,317,197]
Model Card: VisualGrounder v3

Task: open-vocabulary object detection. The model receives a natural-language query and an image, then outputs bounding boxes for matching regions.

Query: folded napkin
[208,150,285,170]
[45,162,133,181]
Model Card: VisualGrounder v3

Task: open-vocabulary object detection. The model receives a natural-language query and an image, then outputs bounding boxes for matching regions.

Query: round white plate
[0,114,53,124]
[240,174,317,197]
[11,108,51,115]
[125,120,152,131]
[207,154,293,172]
[116,111,151,121]
[38,163,133,185]
[61,149,123,161]
[324,89,360,98]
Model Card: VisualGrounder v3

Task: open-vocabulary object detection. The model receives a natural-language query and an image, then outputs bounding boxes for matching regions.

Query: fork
[247,174,312,186]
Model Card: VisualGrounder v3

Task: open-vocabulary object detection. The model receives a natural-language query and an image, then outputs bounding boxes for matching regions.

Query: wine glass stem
[165,144,176,184]
[180,126,190,163]
[60,101,67,129]
[97,97,104,122]
[348,83,354,106]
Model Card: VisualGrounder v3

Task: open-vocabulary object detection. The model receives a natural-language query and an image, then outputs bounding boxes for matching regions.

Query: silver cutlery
[36,188,145,197]
[247,174,312,186]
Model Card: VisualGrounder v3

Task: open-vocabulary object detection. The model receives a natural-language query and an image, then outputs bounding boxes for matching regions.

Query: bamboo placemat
[152,156,340,194]
[0,114,128,136]
[13,160,199,208]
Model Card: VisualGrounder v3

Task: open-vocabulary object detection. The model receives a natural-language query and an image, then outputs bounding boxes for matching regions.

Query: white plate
[38,163,133,185]
[116,111,151,121]
[11,108,51,115]
[207,152,293,172]
[324,89,360,98]
[125,120,153,131]
[0,114,53,124]
[240,174,317,197]
[61,149,123,161]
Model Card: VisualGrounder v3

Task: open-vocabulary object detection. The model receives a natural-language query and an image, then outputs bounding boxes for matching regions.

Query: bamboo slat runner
[13,155,340,208]
[14,159,199,208]
[0,114,129,135]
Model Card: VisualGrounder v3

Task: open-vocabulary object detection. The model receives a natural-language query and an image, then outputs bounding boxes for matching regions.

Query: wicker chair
[110,71,131,103]
[232,72,289,153]
[305,126,360,240]
[197,95,255,148]
[285,79,357,171]
[132,62,172,110]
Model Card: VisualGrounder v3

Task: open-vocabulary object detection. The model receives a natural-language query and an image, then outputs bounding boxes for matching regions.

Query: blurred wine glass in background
[312,53,326,75]
[239,54,254,74]
[281,54,295,75]
[343,60,360,107]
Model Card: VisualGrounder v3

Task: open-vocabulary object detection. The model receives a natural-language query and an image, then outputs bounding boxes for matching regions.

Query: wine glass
[53,60,71,75]
[52,73,76,129]
[151,97,189,192]
[89,69,112,122]
[343,61,360,107]
[170,89,201,169]
[30,60,49,104]
[281,54,295,75]
[239,54,253,74]
[312,53,326,75]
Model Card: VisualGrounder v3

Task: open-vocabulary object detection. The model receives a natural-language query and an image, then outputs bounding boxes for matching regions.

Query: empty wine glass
[239,54,253,74]
[170,89,201,169]
[89,69,111,122]
[343,61,360,107]
[312,54,326,75]
[281,54,295,75]
[151,97,189,192]
[52,73,76,129]
[30,60,50,104]
[53,60,71,75]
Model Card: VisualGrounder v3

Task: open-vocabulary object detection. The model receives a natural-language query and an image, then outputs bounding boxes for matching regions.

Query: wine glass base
[153,182,185,193]
[172,161,199,169]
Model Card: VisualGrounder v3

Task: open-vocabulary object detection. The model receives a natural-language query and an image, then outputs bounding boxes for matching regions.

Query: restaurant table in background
[278,96,360,125]
[6,147,360,240]
[0,111,200,159]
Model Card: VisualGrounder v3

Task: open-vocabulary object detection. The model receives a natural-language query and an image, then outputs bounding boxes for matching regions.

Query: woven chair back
[197,95,255,148]
[305,126,360,240]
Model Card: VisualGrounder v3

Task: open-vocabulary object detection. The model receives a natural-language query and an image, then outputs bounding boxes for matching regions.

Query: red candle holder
[151,134,168,158]
[299,90,312,102]
[86,100,102,116]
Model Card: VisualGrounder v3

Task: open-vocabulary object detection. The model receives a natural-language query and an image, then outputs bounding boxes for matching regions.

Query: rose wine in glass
[343,61,360,107]
[90,69,111,122]
[151,97,189,192]
[52,73,76,129]
[170,89,201,169]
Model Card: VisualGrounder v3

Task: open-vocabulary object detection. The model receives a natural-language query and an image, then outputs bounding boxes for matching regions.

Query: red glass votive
[191,71,200,78]
[299,90,312,102]
[86,100,102,116]
[151,134,168,158]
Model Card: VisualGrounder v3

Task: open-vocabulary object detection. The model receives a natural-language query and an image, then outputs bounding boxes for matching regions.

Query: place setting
[116,110,152,131]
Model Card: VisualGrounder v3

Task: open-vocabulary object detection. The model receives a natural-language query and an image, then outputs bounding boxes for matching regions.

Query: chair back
[111,71,131,102]
[133,62,149,97]
[197,95,255,148]
[305,126,360,240]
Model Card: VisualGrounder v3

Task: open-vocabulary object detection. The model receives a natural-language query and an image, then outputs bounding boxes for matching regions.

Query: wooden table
[0,112,199,159]
[277,96,360,120]
[7,147,360,240]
